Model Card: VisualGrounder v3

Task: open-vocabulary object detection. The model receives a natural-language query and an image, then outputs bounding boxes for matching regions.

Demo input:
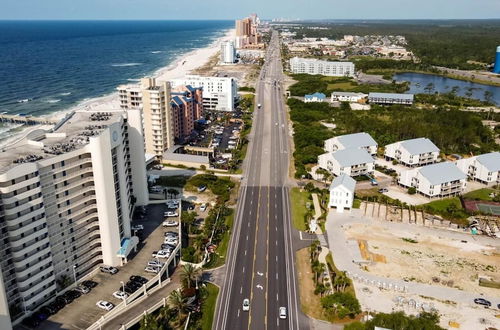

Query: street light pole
[72,265,77,283]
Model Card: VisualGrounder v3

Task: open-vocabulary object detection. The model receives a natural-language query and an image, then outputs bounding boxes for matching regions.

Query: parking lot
[24,203,180,330]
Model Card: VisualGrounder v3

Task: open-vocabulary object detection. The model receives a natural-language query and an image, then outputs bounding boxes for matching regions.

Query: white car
[162,220,178,227]
[112,291,128,300]
[147,260,164,268]
[144,266,160,274]
[164,211,178,217]
[163,238,178,245]
[152,250,171,258]
[279,307,287,319]
[131,224,144,231]
[96,300,114,311]
[200,203,207,212]
[242,298,250,311]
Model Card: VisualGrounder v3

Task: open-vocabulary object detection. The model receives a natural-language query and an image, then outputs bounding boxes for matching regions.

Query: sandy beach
[0,28,235,149]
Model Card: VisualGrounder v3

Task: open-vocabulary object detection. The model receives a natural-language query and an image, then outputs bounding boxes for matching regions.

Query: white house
[304,92,326,103]
[455,152,500,185]
[324,132,378,155]
[384,137,440,167]
[398,162,467,198]
[318,148,375,177]
[329,174,356,212]
[331,92,367,103]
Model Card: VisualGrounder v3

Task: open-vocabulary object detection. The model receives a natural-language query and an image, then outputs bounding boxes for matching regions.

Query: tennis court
[477,203,500,216]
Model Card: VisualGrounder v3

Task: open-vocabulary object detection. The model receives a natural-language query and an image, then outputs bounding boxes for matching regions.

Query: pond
[393,72,500,105]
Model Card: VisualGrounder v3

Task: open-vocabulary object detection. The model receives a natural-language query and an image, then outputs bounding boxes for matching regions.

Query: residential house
[319,148,375,177]
[456,152,500,185]
[368,92,414,105]
[329,174,356,212]
[304,92,326,103]
[331,92,367,103]
[384,138,440,167]
[324,132,378,155]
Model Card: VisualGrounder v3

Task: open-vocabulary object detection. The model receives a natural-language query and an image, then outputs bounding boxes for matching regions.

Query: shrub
[408,187,417,195]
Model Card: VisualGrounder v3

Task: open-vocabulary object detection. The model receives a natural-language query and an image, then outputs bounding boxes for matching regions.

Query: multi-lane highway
[213,31,304,330]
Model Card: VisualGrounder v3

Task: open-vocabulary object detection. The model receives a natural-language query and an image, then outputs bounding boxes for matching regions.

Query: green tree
[180,264,201,289]
[321,292,361,319]
[181,211,198,235]
[408,187,417,195]
[139,313,161,330]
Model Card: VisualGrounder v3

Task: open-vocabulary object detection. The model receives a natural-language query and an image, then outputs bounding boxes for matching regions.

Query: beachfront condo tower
[0,108,149,326]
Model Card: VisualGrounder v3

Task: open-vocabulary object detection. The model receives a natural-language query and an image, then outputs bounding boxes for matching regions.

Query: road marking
[248,222,250,227]
[238,309,240,317]
[240,286,243,294]
[246,235,249,241]
[276,273,278,280]
[256,284,263,290]
[245,250,247,256]
[243,266,245,273]
[277,293,279,301]
[257,271,264,276]
[248,185,262,330]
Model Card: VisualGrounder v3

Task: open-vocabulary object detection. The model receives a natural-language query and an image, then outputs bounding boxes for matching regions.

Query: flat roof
[418,162,466,185]
[162,152,209,165]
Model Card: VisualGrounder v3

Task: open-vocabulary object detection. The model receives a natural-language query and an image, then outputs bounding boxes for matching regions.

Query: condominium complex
[171,85,204,142]
[0,109,148,325]
[368,92,414,105]
[384,138,440,167]
[324,132,378,155]
[318,148,375,177]
[235,14,261,48]
[456,152,500,185]
[290,57,355,77]
[221,40,236,64]
[171,75,238,112]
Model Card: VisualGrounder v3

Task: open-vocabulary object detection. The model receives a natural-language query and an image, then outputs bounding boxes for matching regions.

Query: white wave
[127,78,141,82]
[151,51,162,54]
[17,98,32,103]
[111,63,142,67]
[60,92,72,96]
[45,99,61,103]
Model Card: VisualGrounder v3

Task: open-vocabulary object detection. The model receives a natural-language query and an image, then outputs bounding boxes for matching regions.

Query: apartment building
[398,162,467,198]
[318,148,375,177]
[171,75,238,112]
[324,132,378,155]
[289,57,355,77]
[171,85,203,142]
[456,152,500,185]
[221,40,236,64]
[384,138,440,167]
[368,92,414,105]
[329,174,356,213]
[0,109,148,324]
[118,78,175,157]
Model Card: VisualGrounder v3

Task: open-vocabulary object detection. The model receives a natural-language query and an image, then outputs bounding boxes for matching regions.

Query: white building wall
[456,157,499,184]
[221,41,236,64]
[126,109,149,206]
[329,186,354,212]
[290,57,355,77]
[0,265,12,330]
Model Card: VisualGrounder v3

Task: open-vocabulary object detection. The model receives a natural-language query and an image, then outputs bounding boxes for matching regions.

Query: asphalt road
[213,31,304,330]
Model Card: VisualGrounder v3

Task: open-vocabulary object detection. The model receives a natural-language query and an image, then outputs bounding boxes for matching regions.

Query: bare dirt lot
[344,223,500,297]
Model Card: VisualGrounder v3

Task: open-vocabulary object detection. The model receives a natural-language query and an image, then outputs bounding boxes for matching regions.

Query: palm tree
[168,290,191,326]
[155,305,173,328]
[180,264,201,289]
[139,312,160,330]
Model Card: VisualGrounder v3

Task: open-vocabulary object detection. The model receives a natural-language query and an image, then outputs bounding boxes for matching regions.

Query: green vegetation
[204,210,235,269]
[422,198,468,225]
[402,238,418,244]
[321,292,361,319]
[186,174,235,203]
[156,175,188,188]
[463,188,496,201]
[415,92,494,107]
[198,284,219,330]
[290,187,312,231]
[289,21,500,70]
[345,311,444,330]
[238,86,256,93]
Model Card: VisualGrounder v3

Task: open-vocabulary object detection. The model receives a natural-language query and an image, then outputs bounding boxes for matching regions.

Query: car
[33,311,49,321]
[370,179,378,186]
[474,298,491,307]
[82,280,98,289]
[147,260,164,268]
[163,238,178,245]
[113,291,129,300]
[22,316,40,328]
[242,298,250,311]
[96,300,114,311]
[100,265,118,274]
[49,300,64,312]
[197,185,207,192]
[152,250,171,258]
[200,203,207,212]
[279,307,287,319]
[145,266,160,274]
[166,200,179,206]
[378,188,388,193]
[75,284,90,294]
[162,220,178,227]
[164,231,178,237]
[55,296,68,307]
[164,211,178,217]
[40,305,57,316]
[131,224,144,231]
[122,285,136,294]
[130,275,148,285]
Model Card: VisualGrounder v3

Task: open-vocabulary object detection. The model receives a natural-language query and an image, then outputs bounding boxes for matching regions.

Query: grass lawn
[290,187,311,231]
[200,283,219,330]
[463,188,495,201]
[424,197,462,212]
[422,197,468,225]
[203,210,235,269]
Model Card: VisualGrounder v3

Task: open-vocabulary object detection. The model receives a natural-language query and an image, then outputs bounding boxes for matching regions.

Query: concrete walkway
[325,210,500,308]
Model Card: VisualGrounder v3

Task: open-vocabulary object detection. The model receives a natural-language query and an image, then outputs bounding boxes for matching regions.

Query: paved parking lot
[29,203,179,330]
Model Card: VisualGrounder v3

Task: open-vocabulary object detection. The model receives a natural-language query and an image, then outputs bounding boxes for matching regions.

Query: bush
[320,292,361,319]
[408,187,417,195]
[182,246,198,263]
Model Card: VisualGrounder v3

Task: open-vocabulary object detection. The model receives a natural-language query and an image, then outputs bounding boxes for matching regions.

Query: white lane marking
[276,293,279,301]
[256,284,263,290]
[276,226,278,231]
[246,235,249,240]
[243,267,245,273]
[238,309,240,318]
[276,273,278,280]
[257,271,264,276]
[245,250,247,256]
[248,222,250,227]
[240,286,243,294]
[276,256,278,262]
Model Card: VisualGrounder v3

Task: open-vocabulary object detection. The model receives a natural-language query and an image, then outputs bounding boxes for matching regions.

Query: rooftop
[418,162,466,185]
[335,132,377,149]
[305,92,326,100]
[399,137,440,155]
[369,92,414,100]
[331,92,367,97]
[476,152,500,172]
[332,148,374,167]
[330,173,356,192]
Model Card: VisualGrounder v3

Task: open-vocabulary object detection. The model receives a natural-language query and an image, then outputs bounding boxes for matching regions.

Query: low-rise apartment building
[319,148,375,177]
[455,152,500,185]
[398,162,467,198]
[329,174,356,213]
[331,92,367,103]
[171,75,238,112]
[0,109,148,325]
[324,132,378,155]
[384,137,440,167]
[368,92,414,105]
[289,57,355,77]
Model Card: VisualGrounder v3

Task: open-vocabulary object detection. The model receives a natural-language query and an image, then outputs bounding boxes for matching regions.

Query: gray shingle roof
[476,152,500,172]
[400,138,440,155]
[418,162,466,185]
[330,173,356,192]
[332,148,374,167]
[337,132,377,149]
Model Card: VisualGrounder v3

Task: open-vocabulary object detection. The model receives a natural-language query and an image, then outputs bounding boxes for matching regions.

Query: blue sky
[1,0,499,20]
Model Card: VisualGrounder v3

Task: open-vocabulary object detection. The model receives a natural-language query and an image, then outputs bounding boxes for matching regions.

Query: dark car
[22,316,40,328]
[126,280,142,290]
[130,275,148,285]
[474,298,491,307]
[32,312,49,321]
[39,305,57,316]
[82,280,98,289]
[49,300,64,311]
[56,295,70,305]
[123,285,137,294]
[65,290,81,300]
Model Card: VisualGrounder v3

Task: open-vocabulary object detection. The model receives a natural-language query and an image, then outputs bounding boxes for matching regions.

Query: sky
[1,0,499,20]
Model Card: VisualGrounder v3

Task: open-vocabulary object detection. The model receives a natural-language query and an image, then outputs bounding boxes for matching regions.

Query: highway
[213,31,303,330]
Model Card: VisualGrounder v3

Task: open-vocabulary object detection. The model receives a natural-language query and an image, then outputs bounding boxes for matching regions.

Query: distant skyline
[1,0,500,20]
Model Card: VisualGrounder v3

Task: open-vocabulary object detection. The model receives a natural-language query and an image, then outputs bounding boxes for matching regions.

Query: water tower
[494,46,500,74]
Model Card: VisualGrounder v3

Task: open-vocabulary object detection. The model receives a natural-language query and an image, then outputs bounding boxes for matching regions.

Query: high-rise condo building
[0,108,148,326]
[221,40,236,64]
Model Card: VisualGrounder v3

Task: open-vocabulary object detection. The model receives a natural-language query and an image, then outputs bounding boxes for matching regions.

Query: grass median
[290,187,310,231]
[200,283,219,330]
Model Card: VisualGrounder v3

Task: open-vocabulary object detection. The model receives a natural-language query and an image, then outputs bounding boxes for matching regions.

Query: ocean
[0,20,233,127]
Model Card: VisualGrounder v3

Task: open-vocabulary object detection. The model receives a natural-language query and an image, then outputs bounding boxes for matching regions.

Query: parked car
[55,296,68,307]
[75,284,90,294]
[96,300,114,311]
[163,238,178,245]
[200,203,207,212]
[197,185,207,192]
[164,231,178,237]
[153,249,171,258]
[145,266,160,274]
[32,311,49,322]
[82,280,98,289]
[242,298,250,311]
[161,243,176,250]
[22,316,40,328]
[130,275,148,285]
[39,305,57,316]
[147,260,164,268]
[474,298,491,307]
[279,307,287,319]
[100,265,118,274]
[378,188,388,193]
[112,291,129,300]
[164,211,178,217]
[162,220,178,227]
[131,224,144,231]
[48,301,64,312]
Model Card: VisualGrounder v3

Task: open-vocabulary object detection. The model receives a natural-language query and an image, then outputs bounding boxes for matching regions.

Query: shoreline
[0,28,235,149]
